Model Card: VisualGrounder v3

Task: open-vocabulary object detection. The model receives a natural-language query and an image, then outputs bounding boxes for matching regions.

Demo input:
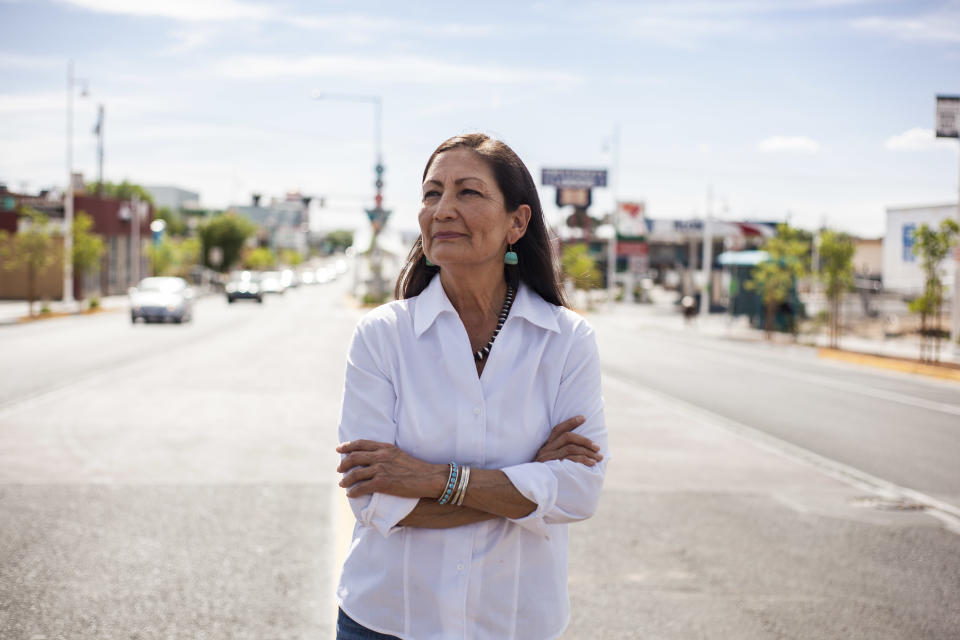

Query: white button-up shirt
[337,275,608,640]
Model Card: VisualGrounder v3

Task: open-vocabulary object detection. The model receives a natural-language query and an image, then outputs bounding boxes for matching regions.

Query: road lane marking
[604,372,960,535]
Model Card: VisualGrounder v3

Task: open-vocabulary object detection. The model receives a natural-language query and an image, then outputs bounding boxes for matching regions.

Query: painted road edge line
[603,372,960,535]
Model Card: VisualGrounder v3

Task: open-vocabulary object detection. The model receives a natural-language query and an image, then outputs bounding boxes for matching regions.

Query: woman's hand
[534,415,603,467]
[336,440,446,499]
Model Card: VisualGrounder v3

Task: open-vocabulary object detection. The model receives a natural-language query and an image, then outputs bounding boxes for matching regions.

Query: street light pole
[312,92,388,298]
[64,60,89,309]
[606,124,620,308]
[64,60,75,308]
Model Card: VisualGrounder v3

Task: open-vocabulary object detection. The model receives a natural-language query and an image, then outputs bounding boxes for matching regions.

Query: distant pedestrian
[682,295,697,323]
[334,133,608,640]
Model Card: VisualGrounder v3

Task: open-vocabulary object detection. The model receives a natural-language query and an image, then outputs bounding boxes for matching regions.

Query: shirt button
[473,407,481,416]
[457,563,464,571]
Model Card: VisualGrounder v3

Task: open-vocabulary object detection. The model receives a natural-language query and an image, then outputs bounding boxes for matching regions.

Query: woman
[335,133,608,640]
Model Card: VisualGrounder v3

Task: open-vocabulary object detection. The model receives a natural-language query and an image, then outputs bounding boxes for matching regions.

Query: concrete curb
[818,347,960,383]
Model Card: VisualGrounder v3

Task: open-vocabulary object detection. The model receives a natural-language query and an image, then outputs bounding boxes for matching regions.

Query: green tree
[818,230,855,349]
[0,208,56,317]
[279,248,303,266]
[197,213,256,273]
[87,180,154,205]
[324,229,354,253]
[561,244,602,291]
[746,224,809,338]
[71,211,106,303]
[244,247,276,270]
[147,236,201,278]
[154,206,188,237]
[908,219,960,363]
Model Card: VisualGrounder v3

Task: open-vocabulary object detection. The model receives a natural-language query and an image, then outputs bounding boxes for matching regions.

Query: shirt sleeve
[501,321,608,538]
[338,321,419,538]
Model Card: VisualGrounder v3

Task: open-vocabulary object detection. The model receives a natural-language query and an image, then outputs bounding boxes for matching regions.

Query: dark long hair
[395,133,568,307]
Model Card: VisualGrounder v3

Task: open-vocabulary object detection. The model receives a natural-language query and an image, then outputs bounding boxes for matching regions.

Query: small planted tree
[561,244,602,308]
[244,247,277,270]
[909,219,959,363]
[147,236,201,278]
[818,230,855,349]
[197,213,256,273]
[72,211,106,305]
[746,224,809,338]
[0,207,56,317]
[279,249,303,267]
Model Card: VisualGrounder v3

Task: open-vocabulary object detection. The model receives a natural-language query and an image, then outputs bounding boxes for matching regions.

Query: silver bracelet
[452,465,471,506]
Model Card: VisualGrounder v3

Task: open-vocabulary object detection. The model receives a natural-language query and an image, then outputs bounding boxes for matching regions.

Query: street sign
[366,207,391,231]
[617,201,646,238]
[935,95,959,138]
[556,187,591,208]
[542,168,608,188]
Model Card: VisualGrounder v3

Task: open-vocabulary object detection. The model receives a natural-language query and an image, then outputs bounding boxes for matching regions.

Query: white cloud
[0,53,63,69]
[56,0,273,21]
[286,14,494,39]
[756,136,821,153]
[852,11,960,44]
[214,54,584,88]
[884,128,958,152]
[0,92,173,115]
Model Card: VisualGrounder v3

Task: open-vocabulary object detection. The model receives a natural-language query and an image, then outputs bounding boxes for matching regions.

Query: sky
[1,0,959,238]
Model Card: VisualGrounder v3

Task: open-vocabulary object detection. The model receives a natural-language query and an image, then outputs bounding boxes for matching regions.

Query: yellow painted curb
[818,348,960,382]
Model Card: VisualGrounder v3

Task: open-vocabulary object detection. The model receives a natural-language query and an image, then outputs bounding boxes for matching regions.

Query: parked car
[129,276,194,324]
[259,270,285,295]
[226,271,264,303]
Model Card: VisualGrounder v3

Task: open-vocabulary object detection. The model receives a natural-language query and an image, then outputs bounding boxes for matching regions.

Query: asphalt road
[0,278,359,639]
[591,309,960,506]
[1,283,958,639]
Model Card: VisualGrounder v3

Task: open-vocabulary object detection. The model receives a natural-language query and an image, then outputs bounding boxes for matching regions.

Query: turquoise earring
[425,255,436,267]
[504,244,518,265]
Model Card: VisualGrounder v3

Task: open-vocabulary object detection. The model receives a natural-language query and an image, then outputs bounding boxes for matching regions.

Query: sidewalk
[599,293,960,367]
[0,287,221,326]
[0,295,131,326]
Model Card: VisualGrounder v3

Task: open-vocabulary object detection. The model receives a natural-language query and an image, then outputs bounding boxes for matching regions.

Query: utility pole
[94,104,104,192]
[312,92,387,299]
[64,61,75,308]
[64,60,88,308]
[606,124,620,307]
[130,194,139,287]
[699,185,714,316]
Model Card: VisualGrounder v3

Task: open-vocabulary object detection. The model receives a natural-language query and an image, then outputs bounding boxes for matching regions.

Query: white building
[145,185,200,211]
[883,203,958,295]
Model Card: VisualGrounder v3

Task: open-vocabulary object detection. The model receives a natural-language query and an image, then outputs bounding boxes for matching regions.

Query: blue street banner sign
[542,168,608,188]
[902,223,916,262]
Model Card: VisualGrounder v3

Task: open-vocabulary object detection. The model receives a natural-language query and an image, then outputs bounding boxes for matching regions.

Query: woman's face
[419,148,529,269]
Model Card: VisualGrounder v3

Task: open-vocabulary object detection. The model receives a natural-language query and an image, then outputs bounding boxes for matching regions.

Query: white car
[259,271,286,295]
[130,277,194,323]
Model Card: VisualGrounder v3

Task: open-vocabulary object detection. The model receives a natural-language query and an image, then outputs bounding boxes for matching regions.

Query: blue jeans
[336,608,401,640]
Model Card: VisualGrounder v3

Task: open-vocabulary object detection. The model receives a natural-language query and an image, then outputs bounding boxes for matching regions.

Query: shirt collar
[413,274,561,338]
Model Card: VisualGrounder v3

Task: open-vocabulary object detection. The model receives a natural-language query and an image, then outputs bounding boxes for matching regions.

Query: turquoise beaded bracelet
[438,462,459,504]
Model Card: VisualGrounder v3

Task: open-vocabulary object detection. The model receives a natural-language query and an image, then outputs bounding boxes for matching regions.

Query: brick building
[0,186,152,300]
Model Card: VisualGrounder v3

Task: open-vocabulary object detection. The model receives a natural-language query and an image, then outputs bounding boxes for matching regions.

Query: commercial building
[231,192,313,255]
[883,202,958,295]
[145,185,200,211]
[0,185,152,300]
